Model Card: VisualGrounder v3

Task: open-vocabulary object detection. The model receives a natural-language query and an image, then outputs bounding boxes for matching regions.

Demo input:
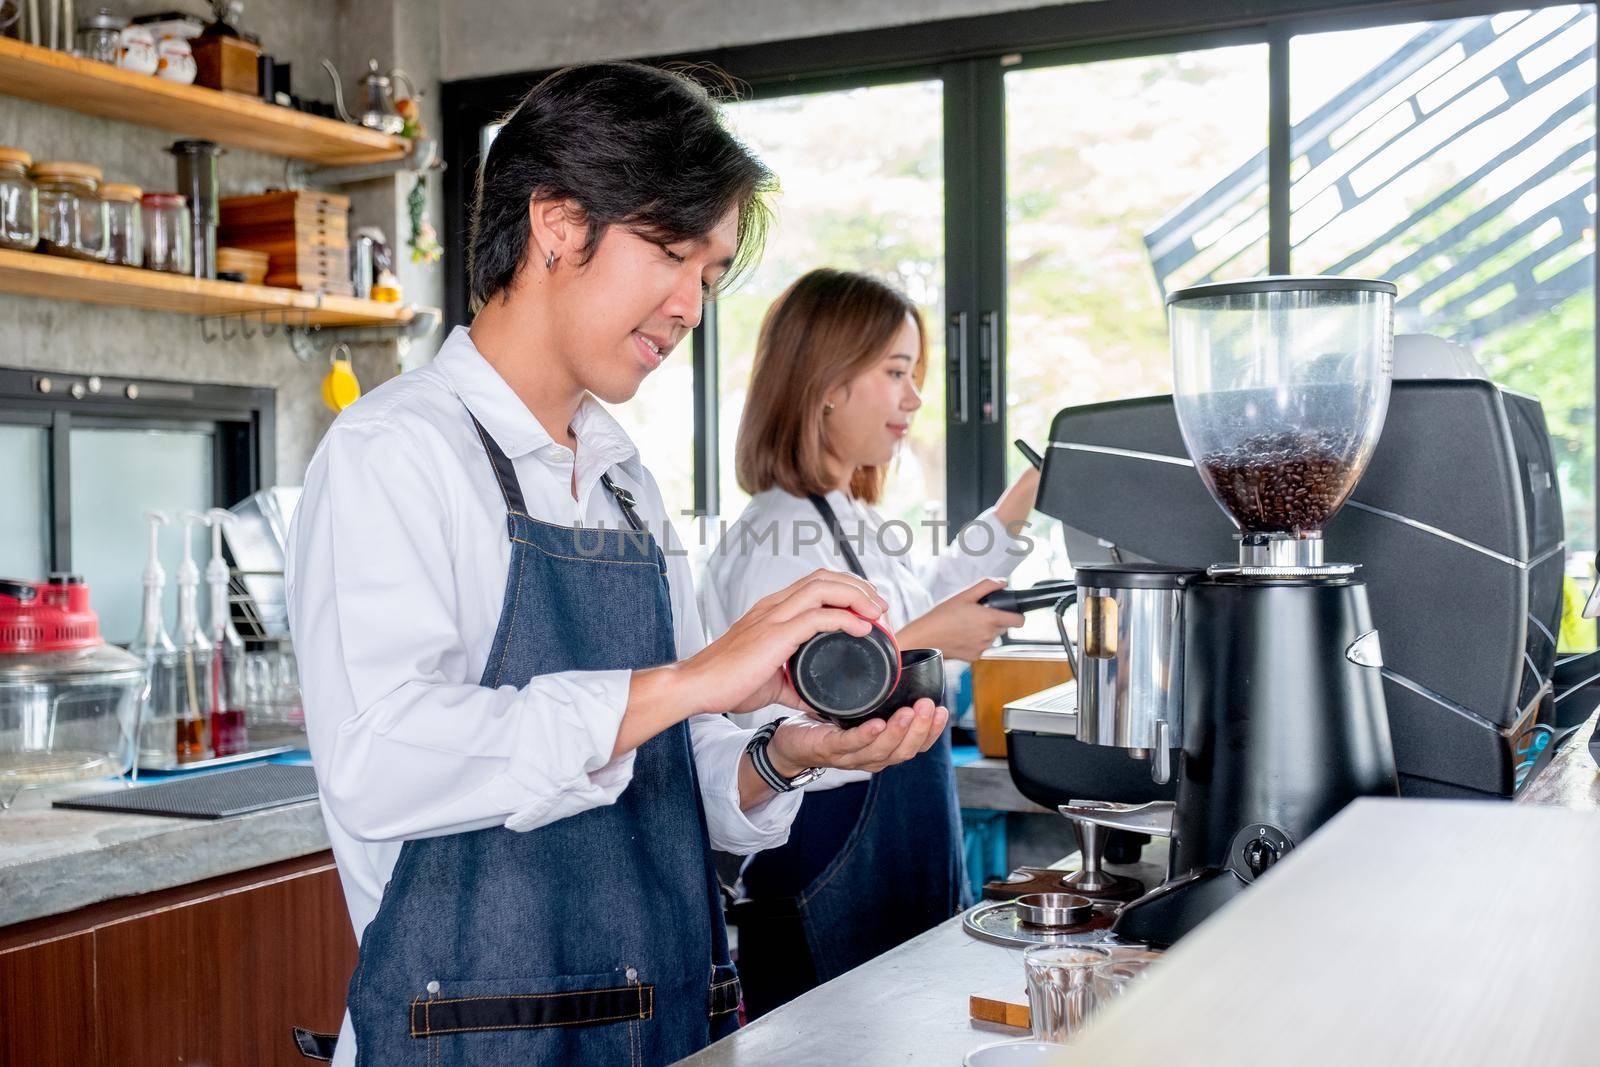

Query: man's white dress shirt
[287,326,801,1065]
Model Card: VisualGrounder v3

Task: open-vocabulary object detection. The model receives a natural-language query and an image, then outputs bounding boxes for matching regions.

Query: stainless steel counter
[678,911,1030,1066]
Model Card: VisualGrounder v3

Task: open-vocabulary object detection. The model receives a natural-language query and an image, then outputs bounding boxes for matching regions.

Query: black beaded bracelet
[746,718,825,793]
[746,720,791,792]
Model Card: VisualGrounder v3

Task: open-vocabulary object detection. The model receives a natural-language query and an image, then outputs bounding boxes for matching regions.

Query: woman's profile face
[552,206,738,405]
[825,312,924,474]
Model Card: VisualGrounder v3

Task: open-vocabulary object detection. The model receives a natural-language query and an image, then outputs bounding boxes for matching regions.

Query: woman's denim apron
[344,416,739,1065]
[731,494,968,1018]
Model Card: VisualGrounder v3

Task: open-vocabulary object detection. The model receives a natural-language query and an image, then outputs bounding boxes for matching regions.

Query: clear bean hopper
[1169,277,1397,568]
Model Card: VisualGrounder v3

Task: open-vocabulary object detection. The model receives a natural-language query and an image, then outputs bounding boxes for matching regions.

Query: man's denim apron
[344,416,739,1065]
[732,494,968,1018]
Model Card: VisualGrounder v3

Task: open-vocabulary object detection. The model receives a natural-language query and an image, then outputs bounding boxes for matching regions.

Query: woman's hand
[679,568,889,716]
[767,700,948,776]
[994,465,1042,531]
[898,578,1025,662]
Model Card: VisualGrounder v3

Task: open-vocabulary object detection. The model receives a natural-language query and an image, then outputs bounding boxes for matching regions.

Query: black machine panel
[1034,379,1564,799]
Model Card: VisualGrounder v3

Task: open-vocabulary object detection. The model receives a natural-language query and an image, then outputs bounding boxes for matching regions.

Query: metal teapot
[320,58,416,135]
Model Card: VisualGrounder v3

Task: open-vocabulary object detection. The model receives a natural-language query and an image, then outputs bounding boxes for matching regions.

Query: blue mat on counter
[136,748,313,779]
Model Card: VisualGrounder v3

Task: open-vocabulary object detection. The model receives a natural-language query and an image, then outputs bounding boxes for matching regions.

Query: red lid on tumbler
[0,576,103,654]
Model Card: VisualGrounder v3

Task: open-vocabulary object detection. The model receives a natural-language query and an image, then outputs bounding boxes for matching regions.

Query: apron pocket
[410,973,654,1038]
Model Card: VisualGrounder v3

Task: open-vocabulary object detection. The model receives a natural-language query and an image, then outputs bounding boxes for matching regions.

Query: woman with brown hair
[703,267,1040,1018]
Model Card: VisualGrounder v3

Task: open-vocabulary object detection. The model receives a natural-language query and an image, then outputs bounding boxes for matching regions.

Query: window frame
[440,0,1597,532]
[0,366,274,574]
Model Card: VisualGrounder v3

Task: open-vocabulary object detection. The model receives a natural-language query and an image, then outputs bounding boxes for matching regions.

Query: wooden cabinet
[0,852,356,1066]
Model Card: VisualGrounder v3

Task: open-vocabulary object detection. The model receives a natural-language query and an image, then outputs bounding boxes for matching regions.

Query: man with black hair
[287,63,948,1065]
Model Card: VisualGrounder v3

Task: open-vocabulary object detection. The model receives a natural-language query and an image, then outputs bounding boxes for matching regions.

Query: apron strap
[467,410,646,535]
[601,472,648,534]
[467,413,528,515]
[807,493,868,580]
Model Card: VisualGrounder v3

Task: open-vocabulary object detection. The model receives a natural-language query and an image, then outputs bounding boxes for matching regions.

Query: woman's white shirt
[701,487,1029,791]
[287,326,803,947]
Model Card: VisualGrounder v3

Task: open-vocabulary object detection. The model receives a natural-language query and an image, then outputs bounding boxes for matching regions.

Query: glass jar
[141,193,191,274]
[100,182,143,267]
[31,162,108,261]
[76,8,126,65]
[0,147,37,252]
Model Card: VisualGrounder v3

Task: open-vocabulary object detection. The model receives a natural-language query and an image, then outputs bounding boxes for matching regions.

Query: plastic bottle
[172,512,216,761]
[128,512,182,766]
[191,509,248,756]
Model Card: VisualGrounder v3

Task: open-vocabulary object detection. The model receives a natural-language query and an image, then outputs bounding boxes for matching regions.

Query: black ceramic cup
[813,647,945,727]
[786,614,902,722]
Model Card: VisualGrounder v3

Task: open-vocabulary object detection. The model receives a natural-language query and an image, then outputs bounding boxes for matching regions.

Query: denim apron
[732,494,967,1018]
[343,415,739,1066]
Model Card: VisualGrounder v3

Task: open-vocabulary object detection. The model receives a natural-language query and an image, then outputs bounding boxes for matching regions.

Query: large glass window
[0,424,50,580]
[1004,44,1271,631]
[70,427,215,645]
[450,9,1599,637]
[719,83,946,528]
[1005,45,1271,441]
[1292,7,1597,563]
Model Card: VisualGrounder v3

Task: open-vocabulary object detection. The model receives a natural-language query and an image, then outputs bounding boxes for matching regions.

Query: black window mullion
[1268,28,1292,274]
[693,301,720,518]
[942,58,986,533]
[973,58,1009,513]
[49,410,70,574]
[945,55,1010,532]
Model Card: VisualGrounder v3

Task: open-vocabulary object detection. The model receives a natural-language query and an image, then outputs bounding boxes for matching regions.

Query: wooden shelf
[0,38,406,166]
[0,248,417,327]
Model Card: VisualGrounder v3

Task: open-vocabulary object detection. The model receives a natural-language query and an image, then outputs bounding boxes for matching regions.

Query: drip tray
[54,764,318,820]
[962,899,1117,948]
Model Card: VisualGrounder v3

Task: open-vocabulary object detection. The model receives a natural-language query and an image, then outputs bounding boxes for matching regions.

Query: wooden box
[971,646,1074,758]
[220,191,352,296]
[191,34,262,97]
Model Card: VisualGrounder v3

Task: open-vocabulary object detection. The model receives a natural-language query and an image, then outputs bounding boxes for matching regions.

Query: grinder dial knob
[1229,824,1294,883]
[1243,837,1280,878]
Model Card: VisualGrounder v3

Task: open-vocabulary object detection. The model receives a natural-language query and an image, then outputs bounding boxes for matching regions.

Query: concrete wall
[440,0,1067,81]
[1,0,445,484]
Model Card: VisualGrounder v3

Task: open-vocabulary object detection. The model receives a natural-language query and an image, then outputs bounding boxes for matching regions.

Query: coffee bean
[1200,430,1359,534]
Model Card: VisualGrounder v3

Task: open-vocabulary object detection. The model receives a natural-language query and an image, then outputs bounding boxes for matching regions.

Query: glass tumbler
[1022,943,1111,1044]
[1092,952,1160,1007]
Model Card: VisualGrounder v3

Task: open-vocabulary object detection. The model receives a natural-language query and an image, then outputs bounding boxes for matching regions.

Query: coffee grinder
[1062,277,1402,946]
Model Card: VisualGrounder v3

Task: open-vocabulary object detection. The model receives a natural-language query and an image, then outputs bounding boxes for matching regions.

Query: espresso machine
[1051,277,1403,946]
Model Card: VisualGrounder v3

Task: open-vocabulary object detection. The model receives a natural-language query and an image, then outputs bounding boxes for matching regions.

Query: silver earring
[545,250,556,270]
